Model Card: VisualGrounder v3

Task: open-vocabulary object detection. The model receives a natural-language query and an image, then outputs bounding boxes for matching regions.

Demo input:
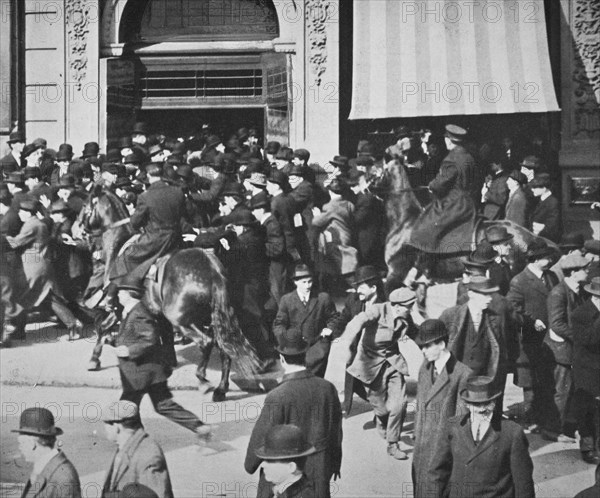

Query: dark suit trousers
[121,381,203,433]
[573,389,600,453]
[366,364,407,443]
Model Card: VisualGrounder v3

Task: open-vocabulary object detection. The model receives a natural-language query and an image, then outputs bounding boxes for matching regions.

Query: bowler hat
[249,190,270,210]
[559,253,590,272]
[415,319,449,347]
[115,176,132,189]
[131,122,148,135]
[287,164,304,178]
[529,173,551,189]
[175,164,194,181]
[293,264,312,280]
[7,131,25,144]
[520,155,541,169]
[264,141,281,155]
[117,276,144,296]
[123,150,145,165]
[23,167,42,180]
[526,240,555,261]
[460,376,502,404]
[584,239,600,256]
[221,182,244,198]
[248,172,267,187]
[255,425,316,460]
[32,138,47,149]
[275,147,294,162]
[584,277,600,297]
[5,172,25,185]
[57,143,74,158]
[508,170,527,185]
[329,156,349,169]
[353,265,381,286]
[119,136,133,149]
[106,148,122,163]
[102,400,140,423]
[445,124,467,142]
[11,407,63,437]
[327,178,345,195]
[389,287,416,305]
[205,134,222,149]
[293,149,311,162]
[467,276,499,294]
[463,240,498,269]
[267,170,289,188]
[559,233,585,251]
[18,197,39,213]
[81,142,100,158]
[486,226,514,245]
[58,175,76,189]
[49,200,70,214]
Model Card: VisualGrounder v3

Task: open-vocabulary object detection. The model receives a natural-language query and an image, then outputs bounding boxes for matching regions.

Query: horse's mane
[96,190,130,222]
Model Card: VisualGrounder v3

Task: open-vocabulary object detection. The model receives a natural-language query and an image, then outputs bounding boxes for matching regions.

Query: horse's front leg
[88,325,105,371]
[214,348,231,402]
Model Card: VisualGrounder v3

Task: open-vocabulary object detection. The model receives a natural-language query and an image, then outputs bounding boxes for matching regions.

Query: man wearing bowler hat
[101,400,173,498]
[1,131,26,175]
[273,264,338,378]
[430,376,534,498]
[486,226,525,296]
[571,277,600,464]
[245,329,342,498]
[341,287,419,459]
[254,425,316,498]
[13,407,81,498]
[412,319,473,497]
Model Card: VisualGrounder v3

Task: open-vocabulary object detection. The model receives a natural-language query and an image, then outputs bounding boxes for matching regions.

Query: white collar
[564,278,580,294]
[32,448,59,479]
[272,472,303,496]
[527,264,544,279]
[540,191,552,201]
[467,302,483,321]
[297,290,310,302]
[260,212,271,225]
[434,350,451,374]
[11,150,21,161]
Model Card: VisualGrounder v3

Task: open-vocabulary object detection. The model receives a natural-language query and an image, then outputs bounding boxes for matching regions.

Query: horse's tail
[208,256,261,378]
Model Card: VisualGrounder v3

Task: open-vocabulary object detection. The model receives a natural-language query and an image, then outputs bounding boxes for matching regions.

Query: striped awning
[349,0,560,120]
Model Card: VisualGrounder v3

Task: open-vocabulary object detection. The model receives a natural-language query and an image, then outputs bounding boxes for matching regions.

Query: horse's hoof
[87,360,101,371]
[212,389,227,402]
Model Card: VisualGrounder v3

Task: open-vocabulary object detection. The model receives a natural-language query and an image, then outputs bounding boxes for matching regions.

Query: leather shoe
[387,443,408,460]
[581,451,599,464]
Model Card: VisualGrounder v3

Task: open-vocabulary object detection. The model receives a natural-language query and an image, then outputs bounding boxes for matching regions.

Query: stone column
[559,0,600,238]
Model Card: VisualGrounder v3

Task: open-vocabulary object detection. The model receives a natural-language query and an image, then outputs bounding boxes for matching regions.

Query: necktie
[541,272,553,291]
[432,366,438,383]
[475,422,481,445]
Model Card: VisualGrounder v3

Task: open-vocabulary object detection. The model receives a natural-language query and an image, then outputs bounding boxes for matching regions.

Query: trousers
[366,364,407,443]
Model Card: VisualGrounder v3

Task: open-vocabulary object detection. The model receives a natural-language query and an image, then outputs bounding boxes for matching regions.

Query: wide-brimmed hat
[49,200,70,214]
[293,149,310,162]
[7,131,25,144]
[461,376,502,404]
[5,172,25,185]
[81,142,100,158]
[293,264,312,280]
[486,226,514,245]
[467,276,499,294]
[389,287,416,305]
[131,122,148,135]
[18,197,39,213]
[255,425,316,460]
[520,155,541,169]
[584,277,600,297]
[249,191,270,210]
[584,239,600,256]
[529,173,551,189]
[415,319,449,347]
[560,253,591,272]
[526,240,555,261]
[11,407,63,437]
[264,141,281,155]
[559,233,585,251]
[248,172,267,187]
[329,156,349,169]
[22,143,43,160]
[275,147,294,162]
[507,170,527,185]
[353,266,381,286]
[445,124,467,142]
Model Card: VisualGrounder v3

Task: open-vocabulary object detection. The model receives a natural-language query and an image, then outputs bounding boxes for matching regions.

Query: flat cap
[389,287,416,305]
[560,253,591,272]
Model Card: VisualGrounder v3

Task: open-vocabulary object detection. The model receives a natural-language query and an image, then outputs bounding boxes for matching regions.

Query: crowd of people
[2,121,600,497]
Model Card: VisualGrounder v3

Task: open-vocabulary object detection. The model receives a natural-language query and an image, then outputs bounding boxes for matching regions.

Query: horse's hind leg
[213,348,231,402]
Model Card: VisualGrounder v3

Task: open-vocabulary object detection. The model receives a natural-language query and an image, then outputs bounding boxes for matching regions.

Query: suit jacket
[504,187,530,229]
[102,428,173,498]
[488,259,513,296]
[544,281,584,365]
[483,172,509,220]
[0,152,20,175]
[21,451,81,498]
[571,300,600,396]
[413,355,473,497]
[261,215,285,260]
[531,194,561,243]
[441,145,479,202]
[266,476,314,498]
[271,192,301,262]
[430,415,535,498]
[344,302,417,384]
[290,180,314,227]
[244,370,342,498]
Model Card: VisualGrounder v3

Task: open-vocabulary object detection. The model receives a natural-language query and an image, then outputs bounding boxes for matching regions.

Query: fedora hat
[248,172,267,187]
[415,319,449,347]
[463,240,498,269]
[329,155,349,169]
[486,226,514,245]
[18,197,39,213]
[584,239,600,256]
[255,424,316,460]
[353,265,381,286]
[249,190,270,210]
[131,122,148,135]
[529,173,551,189]
[275,147,294,162]
[445,124,467,142]
[507,170,527,185]
[264,141,281,155]
[559,233,585,251]
[5,172,25,185]
[12,407,63,437]
[520,155,541,169]
[7,131,25,144]
[584,277,600,297]
[32,138,47,149]
[526,240,554,261]
[293,264,312,280]
[460,376,502,404]
[293,149,310,162]
[81,142,100,158]
[389,287,416,305]
[275,327,310,355]
[49,200,70,214]
[102,400,140,424]
[467,276,499,294]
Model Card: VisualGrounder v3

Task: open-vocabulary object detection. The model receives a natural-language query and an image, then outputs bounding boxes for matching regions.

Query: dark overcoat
[571,300,600,396]
[102,428,173,498]
[531,194,561,243]
[244,370,342,498]
[482,171,509,220]
[412,354,472,497]
[273,291,338,378]
[0,152,19,175]
[430,414,535,498]
[504,187,530,229]
[444,145,480,202]
[21,451,81,498]
[353,192,386,268]
[271,192,301,263]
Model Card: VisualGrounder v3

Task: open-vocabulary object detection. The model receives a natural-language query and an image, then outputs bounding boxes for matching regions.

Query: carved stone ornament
[306,0,331,87]
[66,0,93,91]
[572,0,600,137]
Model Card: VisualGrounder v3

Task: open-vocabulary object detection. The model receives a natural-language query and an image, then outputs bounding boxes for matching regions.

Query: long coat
[111,181,186,283]
[21,451,81,498]
[412,355,472,497]
[571,300,600,396]
[482,171,509,220]
[271,192,301,263]
[102,428,173,498]
[273,291,338,378]
[445,145,480,203]
[504,187,530,229]
[244,370,342,498]
[507,267,558,387]
[312,198,358,276]
[430,414,535,498]
[353,192,386,268]
[531,194,561,243]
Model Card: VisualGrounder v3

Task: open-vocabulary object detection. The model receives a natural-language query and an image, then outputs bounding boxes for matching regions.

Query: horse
[76,187,261,401]
[382,158,559,291]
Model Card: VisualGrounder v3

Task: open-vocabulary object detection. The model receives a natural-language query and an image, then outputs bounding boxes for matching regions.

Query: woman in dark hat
[530,172,561,243]
[504,169,530,229]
